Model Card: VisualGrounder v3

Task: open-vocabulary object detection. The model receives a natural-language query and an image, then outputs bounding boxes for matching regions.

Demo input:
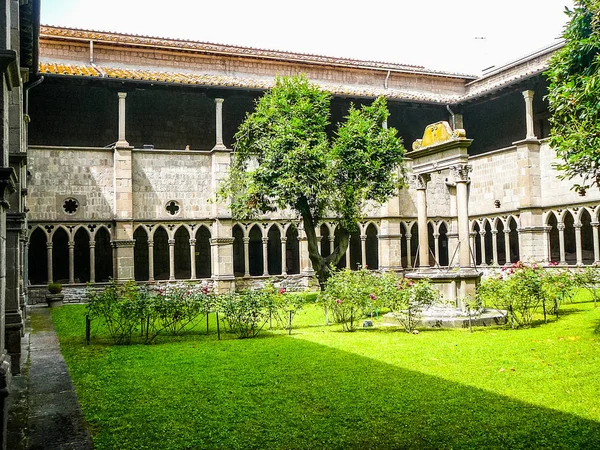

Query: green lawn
[50,294,600,450]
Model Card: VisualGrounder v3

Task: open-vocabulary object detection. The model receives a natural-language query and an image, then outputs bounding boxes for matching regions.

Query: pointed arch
[473,221,482,266]
[249,225,264,276]
[410,222,419,268]
[427,222,435,267]
[563,210,576,265]
[547,212,560,263]
[174,226,191,279]
[365,223,379,270]
[496,219,506,265]
[267,225,282,275]
[320,223,331,257]
[134,226,149,281]
[94,227,113,282]
[286,224,300,275]
[195,225,212,278]
[28,227,48,285]
[349,230,362,270]
[52,227,69,283]
[507,216,520,263]
[232,224,245,277]
[438,222,449,266]
[153,226,169,280]
[580,208,594,264]
[483,219,493,265]
[334,226,346,269]
[74,227,91,283]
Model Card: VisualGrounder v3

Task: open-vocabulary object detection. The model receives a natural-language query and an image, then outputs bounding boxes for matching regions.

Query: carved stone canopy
[412,121,466,151]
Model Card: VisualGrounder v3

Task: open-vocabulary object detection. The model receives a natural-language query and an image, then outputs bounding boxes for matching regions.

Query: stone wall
[27,146,114,221]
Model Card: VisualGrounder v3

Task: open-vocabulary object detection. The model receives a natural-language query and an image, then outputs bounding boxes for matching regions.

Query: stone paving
[7,307,93,450]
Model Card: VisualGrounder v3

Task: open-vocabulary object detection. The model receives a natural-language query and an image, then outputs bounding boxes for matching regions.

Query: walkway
[7,306,93,450]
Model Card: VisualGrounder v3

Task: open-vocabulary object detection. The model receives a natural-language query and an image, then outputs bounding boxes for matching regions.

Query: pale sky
[41,0,575,75]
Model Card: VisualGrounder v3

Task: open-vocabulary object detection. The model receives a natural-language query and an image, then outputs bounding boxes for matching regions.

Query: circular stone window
[166,200,181,216]
[63,198,79,215]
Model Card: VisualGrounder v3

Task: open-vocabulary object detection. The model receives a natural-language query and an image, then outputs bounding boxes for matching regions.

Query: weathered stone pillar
[168,239,176,280]
[210,219,235,293]
[46,241,53,282]
[415,174,430,269]
[503,230,511,265]
[433,232,440,265]
[213,98,226,151]
[491,230,499,266]
[68,241,75,284]
[378,218,402,271]
[89,241,96,283]
[262,237,269,276]
[297,224,313,276]
[345,247,351,269]
[360,235,367,268]
[243,237,250,277]
[147,240,155,282]
[557,223,567,265]
[592,222,600,263]
[406,233,412,268]
[522,90,536,140]
[574,223,583,266]
[281,237,287,276]
[479,230,487,266]
[543,228,551,263]
[112,92,135,281]
[189,239,197,280]
[452,164,472,268]
[5,214,24,375]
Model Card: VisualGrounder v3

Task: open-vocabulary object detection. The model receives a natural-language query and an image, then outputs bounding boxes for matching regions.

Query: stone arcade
[22,26,600,309]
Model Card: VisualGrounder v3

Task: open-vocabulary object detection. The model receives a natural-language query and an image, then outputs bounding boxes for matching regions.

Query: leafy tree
[219,75,406,288]
[547,1,600,193]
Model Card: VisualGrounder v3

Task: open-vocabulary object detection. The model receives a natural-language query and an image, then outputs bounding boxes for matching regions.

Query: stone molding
[111,240,136,248]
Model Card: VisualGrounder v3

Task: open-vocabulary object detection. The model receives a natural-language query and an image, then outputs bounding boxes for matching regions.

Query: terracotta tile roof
[38,62,462,103]
[40,25,475,79]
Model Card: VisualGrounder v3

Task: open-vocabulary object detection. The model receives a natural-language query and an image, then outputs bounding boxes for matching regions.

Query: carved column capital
[412,173,431,190]
[451,164,472,182]
[557,223,566,231]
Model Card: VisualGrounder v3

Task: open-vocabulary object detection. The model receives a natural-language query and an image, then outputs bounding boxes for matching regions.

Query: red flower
[279,288,286,295]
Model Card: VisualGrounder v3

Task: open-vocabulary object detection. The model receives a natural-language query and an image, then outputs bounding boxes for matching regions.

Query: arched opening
[484,220,493,266]
[365,224,378,269]
[267,226,282,275]
[334,227,346,269]
[195,226,212,278]
[508,217,520,263]
[548,213,560,263]
[439,222,449,266]
[52,228,69,283]
[349,231,361,270]
[320,224,331,258]
[580,209,594,264]
[249,225,263,276]
[400,223,408,268]
[232,225,245,277]
[74,228,90,283]
[564,211,576,265]
[28,228,47,285]
[496,221,506,265]
[153,227,169,280]
[427,222,435,267]
[410,223,419,267]
[134,227,149,281]
[285,225,300,275]
[174,227,191,279]
[95,227,113,282]
[473,222,482,266]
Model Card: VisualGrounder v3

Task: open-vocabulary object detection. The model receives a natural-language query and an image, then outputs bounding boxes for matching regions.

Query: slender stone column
[46,241,53,282]
[148,239,155,282]
[281,237,287,276]
[262,237,269,276]
[414,174,430,269]
[479,230,487,266]
[557,223,566,265]
[469,232,477,265]
[433,233,440,265]
[544,228,551,263]
[329,236,335,255]
[189,239,197,280]
[451,165,472,268]
[592,222,600,263]
[345,246,351,269]
[213,98,226,150]
[522,90,537,140]
[117,92,129,147]
[243,237,250,277]
[315,229,321,255]
[504,230,511,265]
[89,241,96,283]
[399,233,403,268]
[491,231,498,266]
[360,235,367,268]
[406,233,412,268]
[168,238,175,281]
[68,241,75,283]
[574,223,583,266]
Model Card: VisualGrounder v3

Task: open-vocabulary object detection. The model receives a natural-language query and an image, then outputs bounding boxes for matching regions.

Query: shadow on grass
[52,328,600,449]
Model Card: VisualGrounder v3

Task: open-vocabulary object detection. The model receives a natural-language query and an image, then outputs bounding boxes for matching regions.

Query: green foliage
[573,264,600,306]
[47,282,62,294]
[86,280,148,345]
[218,290,271,338]
[546,1,600,192]
[219,75,406,287]
[321,268,380,331]
[379,273,438,333]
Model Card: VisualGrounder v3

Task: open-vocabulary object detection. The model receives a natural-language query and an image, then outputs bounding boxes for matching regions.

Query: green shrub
[48,282,63,294]
[218,290,271,338]
[573,265,600,307]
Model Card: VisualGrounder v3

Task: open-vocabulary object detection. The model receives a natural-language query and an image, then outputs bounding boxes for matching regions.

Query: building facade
[23,26,600,305]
